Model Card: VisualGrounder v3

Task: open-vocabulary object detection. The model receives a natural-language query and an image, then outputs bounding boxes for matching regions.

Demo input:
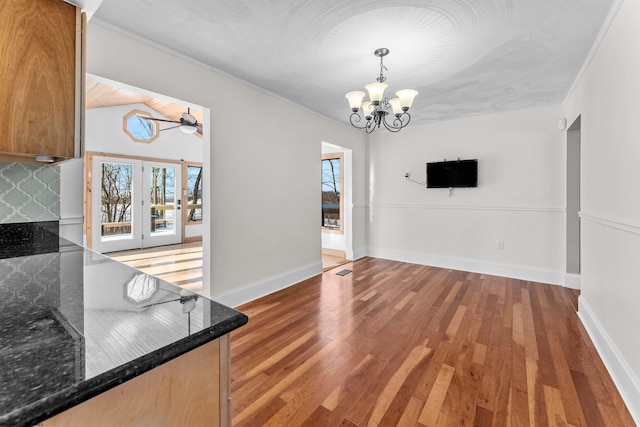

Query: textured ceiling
[92,0,614,127]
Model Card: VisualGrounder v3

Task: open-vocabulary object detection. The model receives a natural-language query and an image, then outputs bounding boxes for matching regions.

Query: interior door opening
[321,141,353,271]
[566,115,581,289]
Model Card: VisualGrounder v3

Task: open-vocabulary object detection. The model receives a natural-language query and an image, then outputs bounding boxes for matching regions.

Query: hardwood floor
[322,251,349,272]
[108,243,348,292]
[230,257,635,426]
[106,242,203,292]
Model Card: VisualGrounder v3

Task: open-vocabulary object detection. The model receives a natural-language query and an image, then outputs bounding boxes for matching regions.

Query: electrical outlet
[496,241,504,250]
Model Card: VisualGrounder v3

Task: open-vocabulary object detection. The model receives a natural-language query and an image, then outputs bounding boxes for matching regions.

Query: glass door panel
[143,161,182,247]
[101,162,134,240]
[91,157,142,253]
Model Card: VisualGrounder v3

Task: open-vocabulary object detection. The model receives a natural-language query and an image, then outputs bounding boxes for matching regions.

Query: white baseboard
[59,216,83,226]
[564,273,581,290]
[578,297,640,425]
[212,261,322,309]
[352,247,368,261]
[59,216,84,246]
[366,247,564,285]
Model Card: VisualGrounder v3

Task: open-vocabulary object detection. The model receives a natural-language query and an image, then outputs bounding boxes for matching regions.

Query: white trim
[564,273,581,290]
[578,296,640,425]
[563,0,625,103]
[366,247,564,285]
[59,217,84,245]
[212,262,322,309]
[370,203,564,213]
[352,247,368,261]
[580,212,640,235]
[59,216,83,226]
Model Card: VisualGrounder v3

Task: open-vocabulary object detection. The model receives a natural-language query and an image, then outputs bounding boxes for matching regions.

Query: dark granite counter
[0,238,248,427]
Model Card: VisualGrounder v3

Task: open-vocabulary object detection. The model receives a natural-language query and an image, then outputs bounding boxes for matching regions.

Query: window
[322,153,343,233]
[185,164,203,223]
[123,110,159,143]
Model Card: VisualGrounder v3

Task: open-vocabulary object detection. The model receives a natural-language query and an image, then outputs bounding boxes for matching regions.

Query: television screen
[427,159,478,188]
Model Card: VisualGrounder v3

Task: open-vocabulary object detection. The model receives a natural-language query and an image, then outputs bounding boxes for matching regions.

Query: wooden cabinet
[43,335,233,427]
[0,0,84,163]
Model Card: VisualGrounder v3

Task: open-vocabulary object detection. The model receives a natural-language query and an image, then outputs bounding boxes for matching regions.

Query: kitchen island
[0,237,247,427]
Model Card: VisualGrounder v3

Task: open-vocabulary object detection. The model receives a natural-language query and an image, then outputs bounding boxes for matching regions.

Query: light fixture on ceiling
[345,48,418,133]
[180,123,198,134]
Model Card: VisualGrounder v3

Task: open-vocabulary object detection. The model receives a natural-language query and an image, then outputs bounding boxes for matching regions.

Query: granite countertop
[0,238,248,427]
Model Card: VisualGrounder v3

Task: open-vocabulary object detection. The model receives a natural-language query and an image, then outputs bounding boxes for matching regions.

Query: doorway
[566,116,581,289]
[91,155,182,253]
[321,142,353,270]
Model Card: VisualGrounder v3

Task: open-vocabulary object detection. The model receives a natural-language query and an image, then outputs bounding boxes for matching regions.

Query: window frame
[321,152,344,234]
[123,109,159,143]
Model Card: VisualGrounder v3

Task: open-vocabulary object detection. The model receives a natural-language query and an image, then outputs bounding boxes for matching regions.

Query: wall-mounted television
[426,159,478,188]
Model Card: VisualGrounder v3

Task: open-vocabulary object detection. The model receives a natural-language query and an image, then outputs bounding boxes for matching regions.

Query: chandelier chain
[378,55,388,83]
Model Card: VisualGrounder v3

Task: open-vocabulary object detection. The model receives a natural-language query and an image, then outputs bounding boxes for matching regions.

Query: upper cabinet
[0,0,84,163]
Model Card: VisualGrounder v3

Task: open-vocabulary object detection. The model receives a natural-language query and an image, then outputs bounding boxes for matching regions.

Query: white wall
[367,105,566,284]
[59,159,84,244]
[84,23,367,306]
[565,0,640,421]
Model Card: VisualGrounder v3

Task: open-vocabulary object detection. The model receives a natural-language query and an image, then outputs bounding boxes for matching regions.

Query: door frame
[321,142,353,262]
[85,151,187,251]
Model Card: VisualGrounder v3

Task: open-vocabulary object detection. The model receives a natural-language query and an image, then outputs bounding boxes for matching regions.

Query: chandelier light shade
[345,91,366,110]
[345,48,418,133]
[365,82,388,102]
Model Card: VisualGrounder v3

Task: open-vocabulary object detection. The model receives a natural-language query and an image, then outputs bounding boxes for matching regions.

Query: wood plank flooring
[230,257,635,427]
[106,243,203,292]
[108,243,350,292]
[323,252,349,272]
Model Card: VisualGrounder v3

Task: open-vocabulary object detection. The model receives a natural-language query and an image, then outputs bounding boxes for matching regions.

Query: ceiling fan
[138,107,202,134]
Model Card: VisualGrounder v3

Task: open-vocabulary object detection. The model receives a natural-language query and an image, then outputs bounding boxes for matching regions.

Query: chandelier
[345,48,418,133]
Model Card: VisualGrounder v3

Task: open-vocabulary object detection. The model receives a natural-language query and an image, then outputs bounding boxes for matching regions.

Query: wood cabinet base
[43,335,230,427]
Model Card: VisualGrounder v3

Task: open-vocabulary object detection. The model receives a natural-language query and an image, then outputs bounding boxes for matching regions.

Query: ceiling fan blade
[159,124,182,131]
[143,117,181,124]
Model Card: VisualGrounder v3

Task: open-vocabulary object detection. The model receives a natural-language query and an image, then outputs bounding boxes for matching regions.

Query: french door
[91,156,182,253]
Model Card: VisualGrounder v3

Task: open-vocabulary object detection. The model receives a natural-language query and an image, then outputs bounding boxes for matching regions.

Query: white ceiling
[91,0,614,126]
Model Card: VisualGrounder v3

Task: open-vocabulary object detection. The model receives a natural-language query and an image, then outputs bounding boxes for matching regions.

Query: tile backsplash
[0,162,60,223]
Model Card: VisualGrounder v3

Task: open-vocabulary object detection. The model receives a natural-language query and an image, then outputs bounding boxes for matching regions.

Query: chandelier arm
[390,113,411,129]
[399,112,411,127]
[364,115,377,133]
[382,116,403,133]
[349,112,370,130]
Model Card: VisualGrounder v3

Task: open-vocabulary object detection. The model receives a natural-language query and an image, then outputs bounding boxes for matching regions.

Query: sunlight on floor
[107,242,203,293]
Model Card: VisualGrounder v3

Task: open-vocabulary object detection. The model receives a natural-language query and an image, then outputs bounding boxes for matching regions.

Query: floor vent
[336,269,352,276]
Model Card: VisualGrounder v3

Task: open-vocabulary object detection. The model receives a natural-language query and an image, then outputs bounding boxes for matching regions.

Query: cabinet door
[0,0,78,159]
